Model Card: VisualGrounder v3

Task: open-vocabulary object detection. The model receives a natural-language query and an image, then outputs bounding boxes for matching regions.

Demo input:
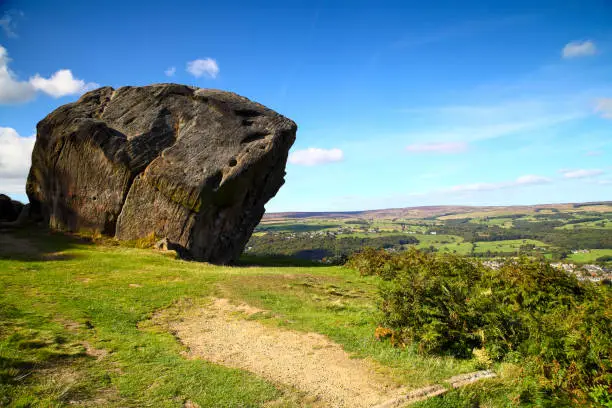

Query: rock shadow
[0,228,90,262]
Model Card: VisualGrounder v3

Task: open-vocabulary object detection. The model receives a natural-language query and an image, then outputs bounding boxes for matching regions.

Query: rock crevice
[27,84,297,263]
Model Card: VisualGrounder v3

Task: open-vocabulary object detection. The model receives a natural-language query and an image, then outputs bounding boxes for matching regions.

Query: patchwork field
[249,202,612,266]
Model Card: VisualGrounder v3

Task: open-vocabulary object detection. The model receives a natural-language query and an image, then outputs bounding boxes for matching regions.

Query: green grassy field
[0,229,479,407]
[557,220,612,230]
[469,218,515,228]
[472,239,549,254]
[412,234,474,255]
[567,249,612,263]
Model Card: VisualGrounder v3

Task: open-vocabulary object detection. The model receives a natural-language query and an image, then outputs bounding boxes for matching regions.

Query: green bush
[345,247,396,278]
[349,249,612,405]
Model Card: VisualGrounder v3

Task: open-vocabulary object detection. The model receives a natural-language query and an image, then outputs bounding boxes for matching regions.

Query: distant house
[430,231,437,235]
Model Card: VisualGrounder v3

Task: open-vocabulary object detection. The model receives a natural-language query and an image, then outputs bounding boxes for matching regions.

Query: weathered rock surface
[0,194,24,222]
[27,84,296,263]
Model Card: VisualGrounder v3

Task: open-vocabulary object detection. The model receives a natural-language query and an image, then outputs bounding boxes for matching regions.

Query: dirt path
[169,298,496,407]
[170,298,406,407]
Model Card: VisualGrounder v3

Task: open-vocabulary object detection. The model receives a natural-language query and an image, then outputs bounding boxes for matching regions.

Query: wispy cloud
[445,174,552,193]
[186,58,219,79]
[392,15,533,49]
[406,141,467,154]
[289,148,344,166]
[402,101,585,144]
[0,10,23,38]
[559,169,604,179]
[164,66,176,77]
[324,174,554,211]
[595,98,612,119]
[562,40,597,58]
[0,45,98,104]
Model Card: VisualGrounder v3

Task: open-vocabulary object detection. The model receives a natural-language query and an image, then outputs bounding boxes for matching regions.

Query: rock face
[27,84,297,263]
[0,194,24,222]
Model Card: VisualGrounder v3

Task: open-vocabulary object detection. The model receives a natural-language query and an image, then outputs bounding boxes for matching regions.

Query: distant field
[428,242,474,255]
[439,210,529,220]
[469,217,515,228]
[257,222,340,233]
[567,249,612,263]
[472,239,549,254]
[557,220,612,230]
[569,204,612,213]
[265,202,612,222]
[252,201,612,264]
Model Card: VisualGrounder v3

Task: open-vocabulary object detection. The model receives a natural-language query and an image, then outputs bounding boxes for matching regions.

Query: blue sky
[0,0,611,212]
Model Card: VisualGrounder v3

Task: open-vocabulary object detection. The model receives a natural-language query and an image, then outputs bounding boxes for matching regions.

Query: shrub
[345,247,396,278]
[351,249,612,404]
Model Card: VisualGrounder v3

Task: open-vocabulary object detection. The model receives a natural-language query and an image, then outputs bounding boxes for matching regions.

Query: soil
[170,298,407,407]
[169,298,497,407]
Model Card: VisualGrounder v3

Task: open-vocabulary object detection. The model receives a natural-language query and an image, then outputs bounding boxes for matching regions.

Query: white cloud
[186,58,219,79]
[559,169,604,179]
[0,127,35,195]
[406,141,467,154]
[0,45,98,104]
[0,45,36,103]
[562,40,597,58]
[595,178,612,185]
[595,98,612,119]
[585,150,602,156]
[30,69,98,98]
[447,174,551,193]
[164,66,176,77]
[288,148,344,166]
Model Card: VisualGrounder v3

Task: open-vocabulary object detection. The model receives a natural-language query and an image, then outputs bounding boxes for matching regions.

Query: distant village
[483,259,611,283]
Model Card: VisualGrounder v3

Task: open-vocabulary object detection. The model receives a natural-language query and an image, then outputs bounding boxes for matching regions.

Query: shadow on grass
[0,226,93,262]
[236,254,332,268]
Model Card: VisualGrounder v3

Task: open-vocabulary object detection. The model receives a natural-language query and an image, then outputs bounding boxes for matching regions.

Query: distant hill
[264,201,612,221]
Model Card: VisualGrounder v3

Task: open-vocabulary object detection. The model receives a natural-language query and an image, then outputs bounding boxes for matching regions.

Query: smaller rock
[153,237,186,259]
[154,238,169,251]
[0,194,24,222]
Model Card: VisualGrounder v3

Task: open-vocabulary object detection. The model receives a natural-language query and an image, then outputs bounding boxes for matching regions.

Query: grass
[216,273,477,387]
[469,217,515,228]
[1,231,280,407]
[472,239,549,254]
[410,234,474,255]
[557,220,612,230]
[567,249,612,263]
[1,229,479,407]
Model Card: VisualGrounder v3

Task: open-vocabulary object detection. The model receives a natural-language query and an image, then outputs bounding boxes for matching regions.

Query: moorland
[249,202,612,278]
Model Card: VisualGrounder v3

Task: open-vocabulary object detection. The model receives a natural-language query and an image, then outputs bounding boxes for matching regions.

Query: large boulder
[0,194,24,222]
[27,84,297,263]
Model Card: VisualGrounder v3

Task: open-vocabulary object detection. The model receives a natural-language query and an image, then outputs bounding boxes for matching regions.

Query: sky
[0,0,611,212]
